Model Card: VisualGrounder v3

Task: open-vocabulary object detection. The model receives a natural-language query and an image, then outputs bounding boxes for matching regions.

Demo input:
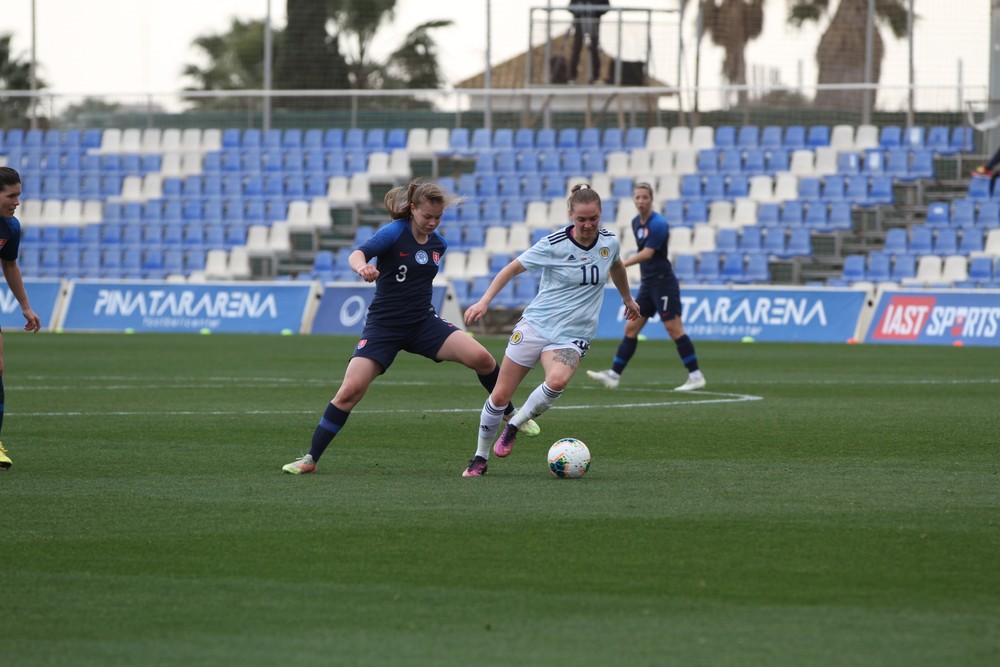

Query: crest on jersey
[0,240,6,249]
[357,339,367,349]
[509,330,524,345]
[600,247,610,259]
[415,250,429,264]
[637,228,648,241]
[432,251,441,265]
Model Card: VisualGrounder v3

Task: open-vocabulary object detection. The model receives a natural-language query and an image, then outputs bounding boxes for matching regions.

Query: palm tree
[698,0,766,107]
[183,19,277,110]
[789,0,911,111]
[0,33,46,123]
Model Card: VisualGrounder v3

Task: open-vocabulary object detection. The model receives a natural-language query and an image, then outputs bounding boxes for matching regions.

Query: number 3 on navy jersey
[395,264,408,282]
[578,265,600,285]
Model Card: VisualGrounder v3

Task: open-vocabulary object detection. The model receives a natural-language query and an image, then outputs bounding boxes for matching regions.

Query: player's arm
[1,258,40,332]
[347,249,378,282]
[621,247,655,268]
[464,259,527,325]
[608,258,641,321]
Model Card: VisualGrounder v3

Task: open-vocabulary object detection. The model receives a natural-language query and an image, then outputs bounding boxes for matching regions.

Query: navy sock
[309,403,350,462]
[674,334,699,373]
[478,364,514,416]
[611,337,638,375]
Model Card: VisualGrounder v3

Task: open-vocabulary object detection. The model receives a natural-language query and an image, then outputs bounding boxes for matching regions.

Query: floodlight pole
[263,0,273,132]
[484,0,492,130]
[29,0,37,130]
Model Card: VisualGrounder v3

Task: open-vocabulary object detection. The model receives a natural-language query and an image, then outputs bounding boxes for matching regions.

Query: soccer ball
[548,438,591,478]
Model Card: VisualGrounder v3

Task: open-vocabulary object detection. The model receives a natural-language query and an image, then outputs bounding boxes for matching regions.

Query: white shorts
[503,319,590,368]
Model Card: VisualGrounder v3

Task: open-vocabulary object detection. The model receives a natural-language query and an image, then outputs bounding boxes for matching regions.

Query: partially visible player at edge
[0,167,43,471]
[461,184,640,477]
[586,181,706,392]
[282,179,539,475]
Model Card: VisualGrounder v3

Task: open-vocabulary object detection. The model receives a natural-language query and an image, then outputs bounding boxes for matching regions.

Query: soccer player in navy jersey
[461,184,640,476]
[282,180,539,475]
[0,167,43,470]
[586,181,706,391]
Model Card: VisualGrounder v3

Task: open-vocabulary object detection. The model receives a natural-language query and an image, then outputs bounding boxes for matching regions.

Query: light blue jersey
[516,224,621,342]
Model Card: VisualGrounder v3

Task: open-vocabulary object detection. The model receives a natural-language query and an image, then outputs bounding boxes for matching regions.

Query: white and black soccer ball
[547,438,591,478]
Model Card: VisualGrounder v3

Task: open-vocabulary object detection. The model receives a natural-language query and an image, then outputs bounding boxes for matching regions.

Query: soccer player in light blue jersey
[0,167,43,471]
[282,180,539,475]
[586,181,706,391]
[461,184,640,477]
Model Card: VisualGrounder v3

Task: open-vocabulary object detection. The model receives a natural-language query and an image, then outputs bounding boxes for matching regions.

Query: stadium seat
[909,226,933,256]
[883,228,908,256]
[867,253,891,283]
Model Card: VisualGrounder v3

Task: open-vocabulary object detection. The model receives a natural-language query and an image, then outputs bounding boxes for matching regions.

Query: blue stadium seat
[558,128,579,149]
[964,256,994,286]
[726,174,749,199]
[783,228,812,257]
[783,126,807,150]
[697,149,719,173]
[737,126,759,149]
[580,128,601,151]
[625,127,646,150]
[780,200,804,226]
[879,126,902,148]
[804,203,828,229]
[762,228,785,256]
[696,251,722,283]
[807,126,830,148]
[827,201,852,231]
[932,228,958,256]
[883,228,908,256]
[862,252,889,283]
[387,128,408,150]
[324,128,344,150]
[950,200,975,228]
[967,177,992,201]
[702,174,725,201]
[743,253,770,283]
[959,229,985,255]
[536,128,556,150]
[868,176,893,205]
[743,150,766,175]
[951,126,974,153]
[721,253,745,283]
[673,254,696,282]
[760,126,783,149]
[891,254,916,282]
[719,150,742,175]
[514,128,534,149]
[715,228,738,255]
[756,202,780,227]
[601,128,624,152]
[839,254,866,283]
[714,126,736,149]
[886,151,912,183]
[909,226,932,255]
[797,178,821,202]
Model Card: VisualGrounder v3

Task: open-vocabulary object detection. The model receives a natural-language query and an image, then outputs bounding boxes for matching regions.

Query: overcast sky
[2,0,990,113]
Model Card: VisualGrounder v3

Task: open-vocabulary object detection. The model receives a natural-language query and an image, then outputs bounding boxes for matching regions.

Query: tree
[183,18,277,110]
[789,0,911,111]
[698,0,766,107]
[0,32,46,123]
[275,0,350,108]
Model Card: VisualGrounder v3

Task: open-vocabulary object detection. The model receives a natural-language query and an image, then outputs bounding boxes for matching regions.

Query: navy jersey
[0,216,23,262]
[631,210,674,282]
[358,219,447,328]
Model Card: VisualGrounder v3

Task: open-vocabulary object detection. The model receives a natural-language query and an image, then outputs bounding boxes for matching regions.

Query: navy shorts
[352,314,459,373]
[636,274,682,322]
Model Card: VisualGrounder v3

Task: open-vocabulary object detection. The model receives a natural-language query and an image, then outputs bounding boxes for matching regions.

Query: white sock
[476,398,506,459]
[516,382,563,423]
[690,370,703,380]
[607,370,621,379]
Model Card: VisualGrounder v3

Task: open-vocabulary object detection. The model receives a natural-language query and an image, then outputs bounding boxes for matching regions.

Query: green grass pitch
[3,332,998,666]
